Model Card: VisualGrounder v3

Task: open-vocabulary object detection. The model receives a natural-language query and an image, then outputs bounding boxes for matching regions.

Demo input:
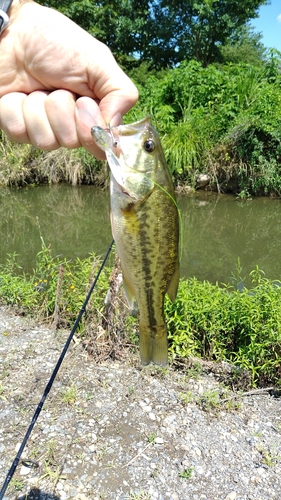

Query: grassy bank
[1,246,281,387]
[0,132,106,187]
[1,58,281,196]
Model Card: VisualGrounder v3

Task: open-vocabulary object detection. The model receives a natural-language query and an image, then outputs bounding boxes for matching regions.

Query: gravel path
[0,304,281,500]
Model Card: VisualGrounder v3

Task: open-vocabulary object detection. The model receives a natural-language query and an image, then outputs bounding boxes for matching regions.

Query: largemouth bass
[91,117,179,365]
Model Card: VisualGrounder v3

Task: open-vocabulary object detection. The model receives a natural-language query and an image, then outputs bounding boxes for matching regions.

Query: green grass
[1,245,281,387]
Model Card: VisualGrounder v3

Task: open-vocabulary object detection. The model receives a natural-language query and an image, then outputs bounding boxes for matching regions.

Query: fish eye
[143,139,155,153]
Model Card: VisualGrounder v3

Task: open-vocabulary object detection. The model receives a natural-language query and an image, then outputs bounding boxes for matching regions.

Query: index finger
[87,44,139,125]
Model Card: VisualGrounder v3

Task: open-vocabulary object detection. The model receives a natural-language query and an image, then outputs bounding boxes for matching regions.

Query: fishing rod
[0,240,114,500]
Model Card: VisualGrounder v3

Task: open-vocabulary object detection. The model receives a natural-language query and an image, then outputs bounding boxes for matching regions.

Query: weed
[257,445,281,467]
[198,389,221,411]
[147,432,157,444]
[10,478,24,492]
[150,467,159,478]
[0,383,6,399]
[76,452,86,465]
[275,423,281,434]
[144,364,169,379]
[97,446,108,460]
[40,439,65,485]
[166,268,281,386]
[1,243,281,386]
[129,490,151,500]
[127,386,135,396]
[179,467,194,479]
[178,391,195,405]
[186,362,202,379]
[60,383,78,405]
[40,461,65,484]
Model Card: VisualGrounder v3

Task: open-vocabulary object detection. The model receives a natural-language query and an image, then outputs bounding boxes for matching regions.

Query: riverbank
[0,136,106,188]
[2,59,281,197]
[0,304,281,500]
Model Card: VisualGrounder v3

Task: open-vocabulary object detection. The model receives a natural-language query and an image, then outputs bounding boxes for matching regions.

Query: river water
[1,184,281,286]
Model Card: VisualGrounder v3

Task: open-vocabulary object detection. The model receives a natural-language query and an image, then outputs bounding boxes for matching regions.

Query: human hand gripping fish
[91,117,180,366]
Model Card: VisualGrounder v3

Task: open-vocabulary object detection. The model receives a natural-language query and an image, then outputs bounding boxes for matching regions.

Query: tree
[36,0,151,69]
[219,25,267,65]
[147,0,270,67]
[37,0,270,68]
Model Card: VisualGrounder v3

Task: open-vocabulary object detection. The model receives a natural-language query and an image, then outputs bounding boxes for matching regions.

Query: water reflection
[178,192,281,284]
[1,185,281,284]
[0,185,112,272]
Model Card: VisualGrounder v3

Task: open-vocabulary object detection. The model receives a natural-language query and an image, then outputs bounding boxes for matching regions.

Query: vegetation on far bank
[1,246,281,388]
[0,2,281,196]
[1,54,281,196]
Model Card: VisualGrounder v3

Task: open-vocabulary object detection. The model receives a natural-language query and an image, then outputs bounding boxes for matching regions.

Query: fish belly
[111,188,179,365]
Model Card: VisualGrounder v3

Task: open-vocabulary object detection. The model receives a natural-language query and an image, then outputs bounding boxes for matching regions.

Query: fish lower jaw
[121,188,136,199]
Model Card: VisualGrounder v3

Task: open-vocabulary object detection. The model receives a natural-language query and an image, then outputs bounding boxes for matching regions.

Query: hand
[0,0,138,158]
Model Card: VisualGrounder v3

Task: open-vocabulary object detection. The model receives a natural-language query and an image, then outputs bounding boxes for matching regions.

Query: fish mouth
[112,175,137,200]
[117,116,151,137]
[121,188,133,197]
[120,186,138,200]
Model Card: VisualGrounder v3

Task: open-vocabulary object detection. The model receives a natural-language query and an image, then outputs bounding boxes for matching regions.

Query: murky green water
[1,185,281,285]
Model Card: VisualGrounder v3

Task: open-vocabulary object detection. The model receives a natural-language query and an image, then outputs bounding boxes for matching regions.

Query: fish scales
[113,187,178,365]
[91,116,179,365]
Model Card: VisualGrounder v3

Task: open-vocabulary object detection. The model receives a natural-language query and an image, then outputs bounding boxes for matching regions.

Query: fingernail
[109,112,122,127]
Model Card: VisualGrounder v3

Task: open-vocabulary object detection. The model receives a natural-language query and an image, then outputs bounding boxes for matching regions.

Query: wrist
[9,0,33,17]
[1,0,33,29]
[0,0,13,32]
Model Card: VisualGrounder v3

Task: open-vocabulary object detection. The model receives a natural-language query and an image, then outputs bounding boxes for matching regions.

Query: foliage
[165,268,281,386]
[36,0,268,69]
[2,52,281,194]
[219,25,266,65]
[0,243,111,327]
[127,58,281,195]
[1,247,281,387]
[0,131,105,187]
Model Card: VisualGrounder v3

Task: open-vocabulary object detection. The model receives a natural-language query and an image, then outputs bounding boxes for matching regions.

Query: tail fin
[139,323,168,366]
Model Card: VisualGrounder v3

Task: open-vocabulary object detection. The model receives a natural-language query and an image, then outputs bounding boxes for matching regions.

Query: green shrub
[0,242,111,327]
[2,58,281,194]
[165,269,281,386]
[1,244,281,386]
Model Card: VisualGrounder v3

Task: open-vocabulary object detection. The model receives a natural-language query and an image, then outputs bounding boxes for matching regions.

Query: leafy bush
[0,243,111,327]
[2,57,281,193]
[166,269,281,386]
[1,245,281,386]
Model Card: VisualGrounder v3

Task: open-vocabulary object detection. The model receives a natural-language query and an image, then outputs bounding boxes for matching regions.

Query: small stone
[20,465,31,476]
[155,437,164,444]
[196,173,210,188]
[225,492,237,500]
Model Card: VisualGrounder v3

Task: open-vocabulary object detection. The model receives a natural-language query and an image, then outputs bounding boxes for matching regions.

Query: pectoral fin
[166,262,180,302]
